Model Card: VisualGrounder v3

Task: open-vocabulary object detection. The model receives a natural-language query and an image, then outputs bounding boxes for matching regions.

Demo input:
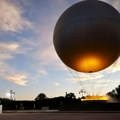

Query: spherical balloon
[53,0,120,73]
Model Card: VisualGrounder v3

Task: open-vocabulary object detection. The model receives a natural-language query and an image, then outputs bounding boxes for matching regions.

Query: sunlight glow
[81,96,108,101]
[6,93,10,97]
[76,55,106,72]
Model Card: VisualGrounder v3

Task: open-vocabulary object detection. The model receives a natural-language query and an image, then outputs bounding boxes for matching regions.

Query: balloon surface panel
[53,0,120,73]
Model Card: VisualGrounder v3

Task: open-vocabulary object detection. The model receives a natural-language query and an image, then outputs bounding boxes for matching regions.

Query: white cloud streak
[38,69,47,76]
[0,42,19,62]
[0,0,32,32]
[39,45,58,64]
[0,41,28,86]
[5,73,28,86]
[0,42,19,52]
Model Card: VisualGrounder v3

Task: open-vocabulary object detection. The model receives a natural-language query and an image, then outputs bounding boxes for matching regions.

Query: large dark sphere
[53,0,120,73]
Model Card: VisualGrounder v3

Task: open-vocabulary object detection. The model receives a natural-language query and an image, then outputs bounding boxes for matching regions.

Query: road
[0,112,120,120]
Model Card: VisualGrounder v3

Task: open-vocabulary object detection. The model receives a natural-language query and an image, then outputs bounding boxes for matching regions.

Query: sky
[0,0,120,100]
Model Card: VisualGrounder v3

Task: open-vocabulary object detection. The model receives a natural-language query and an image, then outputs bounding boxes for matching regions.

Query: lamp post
[10,90,15,100]
[79,89,86,98]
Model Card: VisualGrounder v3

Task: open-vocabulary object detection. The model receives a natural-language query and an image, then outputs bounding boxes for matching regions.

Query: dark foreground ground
[0,112,120,120]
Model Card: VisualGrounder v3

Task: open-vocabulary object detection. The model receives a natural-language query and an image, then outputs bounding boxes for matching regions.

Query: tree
[35,93,47,101]
[107,89,116,97]
[65,92,76,99]
[116,85,120,95]
[107,84,120,101]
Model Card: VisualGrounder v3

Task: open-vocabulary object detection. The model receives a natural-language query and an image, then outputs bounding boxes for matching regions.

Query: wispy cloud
[0,0,32,32]
[68,72,104,82]
[113,64,120,72]
[39,45,58,64]
[0,42,19,52]
[5,73,28,86]
[0,42,19,61]
[38,69,48,76]
[67,59,120,86]
[34,43,64,70]
[0,41,28,86]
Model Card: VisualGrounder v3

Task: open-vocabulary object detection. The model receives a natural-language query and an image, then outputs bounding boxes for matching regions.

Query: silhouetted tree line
[0,92,81,110]
[107,84,120,102]
[1,91,120,111]
[0,98,11,102]
[35,92,81,110]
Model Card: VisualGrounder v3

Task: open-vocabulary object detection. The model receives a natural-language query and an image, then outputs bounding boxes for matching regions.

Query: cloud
[5,73,28,86]
[68,72,104,82]
[111,59,120,73]
[0,41,28,86]
[113,64,120,72]
[0,42,19,52]
[100,59,120,74]
[0,42,20,76]
[35,44,61,68]
[96,78,120,85]
[0,62,8,76]
[38,69,47,76]
[0,42,19,62]
[0,53,12,61]
[17,0,73,73]
[0,0,32,32]
[39,45,57,64]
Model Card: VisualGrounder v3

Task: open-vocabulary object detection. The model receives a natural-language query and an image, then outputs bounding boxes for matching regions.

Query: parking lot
[0,112,120,120]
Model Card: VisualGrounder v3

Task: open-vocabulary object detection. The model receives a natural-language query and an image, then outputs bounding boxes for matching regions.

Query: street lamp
[10,90,15,100]
[79,89,86,98]
[6,90,15,100]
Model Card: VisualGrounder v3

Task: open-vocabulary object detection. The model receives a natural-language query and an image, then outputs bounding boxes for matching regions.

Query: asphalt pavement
[0,112,120,120]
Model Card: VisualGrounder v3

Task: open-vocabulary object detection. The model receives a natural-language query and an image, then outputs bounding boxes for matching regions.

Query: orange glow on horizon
[81,96,108,101]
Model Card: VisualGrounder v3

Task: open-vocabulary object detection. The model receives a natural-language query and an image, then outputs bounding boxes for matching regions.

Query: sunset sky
[0,0,120,100]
